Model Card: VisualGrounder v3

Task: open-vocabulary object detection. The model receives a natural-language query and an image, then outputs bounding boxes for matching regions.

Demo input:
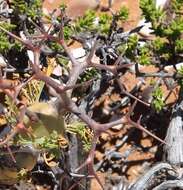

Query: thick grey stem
[129,163,174,190]
[152,180,183,190]
[164,88,183,165]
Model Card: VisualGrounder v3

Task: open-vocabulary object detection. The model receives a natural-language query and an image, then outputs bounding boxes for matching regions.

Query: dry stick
[90,57,150,107]
[164,89,177,104]
[64,78,96,91]
[58,18,78,68]
[2,29,157,128]
[135,62,179,79]
[0,27,167,189]
[68,177,86,190]
[0,75,34,147]
[58,38,133,99]
[0,25,99,189]
[0,78,16,89]
[90,61,133,73]
[49,30,87,92]
[0,25,34,50]
[2,76,35,106]
[0,104,27,147]
[128,117,167,145]
[50,30,127,91]
[28,18,46,34]
[72,107,147,188]
[45,22,54,34]
[65,103,127,189]
[34,66,94,93]
[75,134,105,190]
[0,127,19,146]
[56,24,95,92]
[70,103,166,189]
[32,44,166,189]
[13,75,35,101]
[127,101,167,145]
[116,78,150,107]
[86,38,98,63]
[163,79,178,103]
[6,144,16,163]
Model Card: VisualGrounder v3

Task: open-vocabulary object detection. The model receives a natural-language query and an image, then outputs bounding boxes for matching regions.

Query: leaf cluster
[17,130,67,158]
[75,10,97,32]
[79,68,98,82]
[67,121,93,152]
[11,0,42,20]
[138,45,152,65]
[116,6,129,21]
[0,22,17,54]
[152,87,165,112]
[4,95,18,125]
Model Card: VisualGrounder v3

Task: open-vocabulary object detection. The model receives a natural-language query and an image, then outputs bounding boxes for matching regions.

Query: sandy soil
[43,0,141,31]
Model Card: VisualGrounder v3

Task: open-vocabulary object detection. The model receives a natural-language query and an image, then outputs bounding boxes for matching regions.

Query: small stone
[0,55,7,67]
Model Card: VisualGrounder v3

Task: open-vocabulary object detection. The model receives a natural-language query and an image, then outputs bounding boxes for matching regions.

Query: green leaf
[11,0,42,20]
[138,45,152,65]
[98,13,112,34]
[117,6,129,21]
[175,39,183,53]
[75,10,96,32]
[0,22,17,53]
[67,121,92,152]
[152,87,165,112]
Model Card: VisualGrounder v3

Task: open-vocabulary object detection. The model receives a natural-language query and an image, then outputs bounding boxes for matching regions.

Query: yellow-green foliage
[152,87,165,112]
[67,121,93,152]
